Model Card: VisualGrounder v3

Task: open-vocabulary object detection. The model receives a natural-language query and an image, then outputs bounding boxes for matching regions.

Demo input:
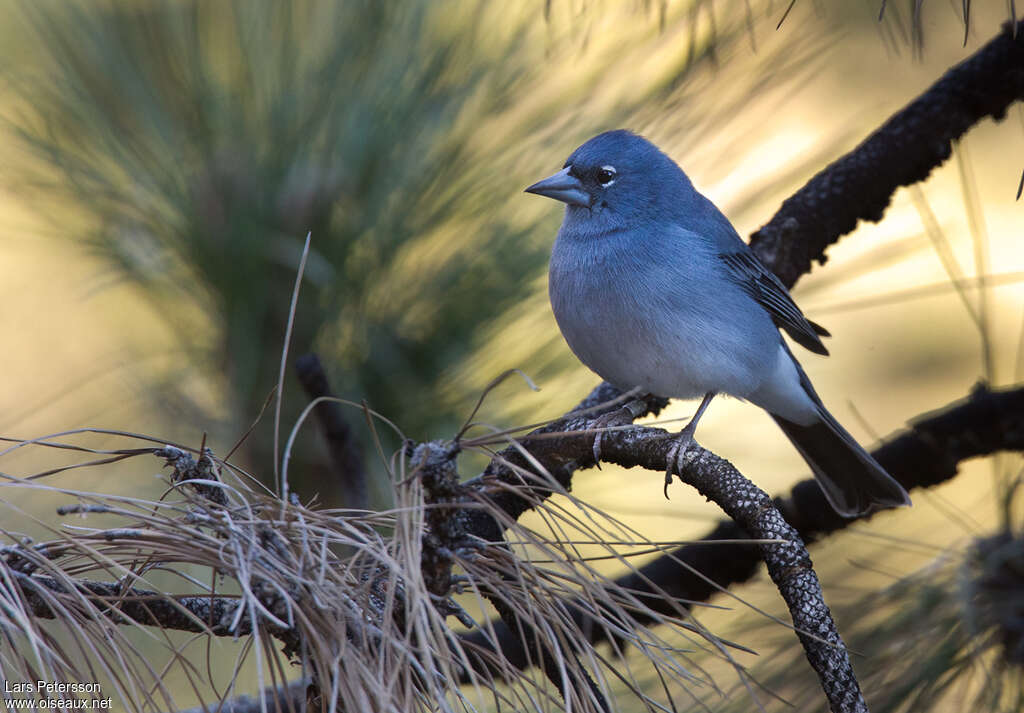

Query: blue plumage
[526,130,910,517]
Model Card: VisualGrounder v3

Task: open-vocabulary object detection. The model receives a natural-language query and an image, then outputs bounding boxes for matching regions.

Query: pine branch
[750,18,1024,289]
[459,383,1024,679]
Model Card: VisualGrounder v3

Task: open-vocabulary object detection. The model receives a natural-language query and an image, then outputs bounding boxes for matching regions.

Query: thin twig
[294,353,368,509]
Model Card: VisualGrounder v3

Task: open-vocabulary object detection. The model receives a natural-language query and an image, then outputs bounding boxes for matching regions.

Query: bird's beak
[524,166,591,207]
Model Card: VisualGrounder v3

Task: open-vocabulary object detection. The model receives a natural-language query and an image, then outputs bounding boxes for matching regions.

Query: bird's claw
[592,430,605,469]
[662,429,696,500]
[590,398,647,468]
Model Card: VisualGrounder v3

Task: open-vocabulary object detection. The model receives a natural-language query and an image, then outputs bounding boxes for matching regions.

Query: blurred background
[0,0,1021,710]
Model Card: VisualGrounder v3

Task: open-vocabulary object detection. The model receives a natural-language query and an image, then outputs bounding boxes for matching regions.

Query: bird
[524,129,911,517]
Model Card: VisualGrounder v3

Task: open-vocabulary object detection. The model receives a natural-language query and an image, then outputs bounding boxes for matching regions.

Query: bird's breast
[548,230,778,399]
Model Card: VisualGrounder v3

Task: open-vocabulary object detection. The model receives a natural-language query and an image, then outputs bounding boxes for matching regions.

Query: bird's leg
[664,391,716,498]
[591,397,648,468]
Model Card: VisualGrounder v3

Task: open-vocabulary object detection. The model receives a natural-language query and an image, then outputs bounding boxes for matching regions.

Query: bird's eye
[596,166,616,186]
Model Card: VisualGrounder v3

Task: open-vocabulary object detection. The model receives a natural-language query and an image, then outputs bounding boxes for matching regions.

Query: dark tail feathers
[773,411,911,518]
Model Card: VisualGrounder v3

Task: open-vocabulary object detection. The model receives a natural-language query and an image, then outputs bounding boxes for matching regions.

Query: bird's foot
[590,399,648,468]
[661,392,716,499]
[663,425,699,499]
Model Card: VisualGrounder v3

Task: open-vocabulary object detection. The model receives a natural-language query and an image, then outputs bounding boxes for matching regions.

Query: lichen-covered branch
[459,383,1024,695]
[468,418,869,711]
[750,18,1024,288]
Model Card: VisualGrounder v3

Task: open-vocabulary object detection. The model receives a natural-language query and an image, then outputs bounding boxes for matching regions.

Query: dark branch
[295,352,367,508]
[463,405,870,709]
[465,410,877,710]
[605,429,867,712]
[410,439,612,711]
[750,18,1024,289]
[460,385,668,544]
[459,382,1024,681]
[11,570,299,654]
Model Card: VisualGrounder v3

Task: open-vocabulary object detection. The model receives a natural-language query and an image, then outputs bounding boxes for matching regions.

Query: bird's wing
[720,250,830,355]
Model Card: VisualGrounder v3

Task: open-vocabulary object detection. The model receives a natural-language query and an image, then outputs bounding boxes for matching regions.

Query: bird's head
[525,129,691,230]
